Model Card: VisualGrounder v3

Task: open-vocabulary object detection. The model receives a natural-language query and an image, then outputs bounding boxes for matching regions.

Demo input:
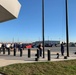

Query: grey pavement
[0,47,76,67]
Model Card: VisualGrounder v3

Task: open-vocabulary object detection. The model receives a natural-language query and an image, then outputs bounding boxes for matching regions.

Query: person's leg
[3,47,5,54]
[61,50,62,55]
[61,50,63,56]
[20,48,22,56]
[40,49,42,56]
[62,52,64,56]
[62,50,64,56]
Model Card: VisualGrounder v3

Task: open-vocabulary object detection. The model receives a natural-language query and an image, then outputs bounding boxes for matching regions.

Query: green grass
[0,60,76,75]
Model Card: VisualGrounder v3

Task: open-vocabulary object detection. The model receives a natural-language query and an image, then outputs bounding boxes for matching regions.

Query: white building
[0,0,21,22]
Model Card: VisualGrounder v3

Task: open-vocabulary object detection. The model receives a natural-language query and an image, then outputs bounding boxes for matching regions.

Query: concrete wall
[0,0,21,22]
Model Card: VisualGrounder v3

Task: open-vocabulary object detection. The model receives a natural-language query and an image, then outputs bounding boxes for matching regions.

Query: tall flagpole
[42,0,45,58]
[65,0,69,57]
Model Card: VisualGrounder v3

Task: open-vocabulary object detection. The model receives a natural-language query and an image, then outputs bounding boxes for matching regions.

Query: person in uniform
[37,43,43,57]
[61,42,64,56]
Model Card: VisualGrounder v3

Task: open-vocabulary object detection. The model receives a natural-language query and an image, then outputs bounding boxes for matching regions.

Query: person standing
[2,43,5,54]
[38,43,43,57]
[61,42,64,56]
[18,43,23,57]
[13,43,17,56]
[6,43,11,55]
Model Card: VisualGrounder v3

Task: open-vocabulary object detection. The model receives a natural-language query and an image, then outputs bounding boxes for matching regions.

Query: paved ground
[0,47,76,67]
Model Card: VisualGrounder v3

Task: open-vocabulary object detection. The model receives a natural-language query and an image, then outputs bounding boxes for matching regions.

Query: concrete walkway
[0,49,76,67]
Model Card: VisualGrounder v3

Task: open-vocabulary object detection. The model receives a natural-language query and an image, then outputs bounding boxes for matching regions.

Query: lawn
[0,60,76,75]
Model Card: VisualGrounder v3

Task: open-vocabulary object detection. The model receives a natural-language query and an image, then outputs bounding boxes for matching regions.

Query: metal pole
[42,0,45,58]
[65,0,69,57]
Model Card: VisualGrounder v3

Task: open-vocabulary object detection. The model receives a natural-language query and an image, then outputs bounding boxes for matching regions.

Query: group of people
[0,43,24,53]
[37,42,65,57]
[0,42,65,56]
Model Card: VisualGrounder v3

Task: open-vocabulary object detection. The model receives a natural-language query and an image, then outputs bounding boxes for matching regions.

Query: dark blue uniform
[19,44,22,56]
[38,44,42,57]
[61,43,64,56]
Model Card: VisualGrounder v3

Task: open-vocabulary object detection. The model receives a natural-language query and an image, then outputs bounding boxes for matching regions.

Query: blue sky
[0,0,76,43]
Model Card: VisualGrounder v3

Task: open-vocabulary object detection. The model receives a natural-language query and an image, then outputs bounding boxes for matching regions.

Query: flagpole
[42,0,45,58]
[65,0,69,57]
